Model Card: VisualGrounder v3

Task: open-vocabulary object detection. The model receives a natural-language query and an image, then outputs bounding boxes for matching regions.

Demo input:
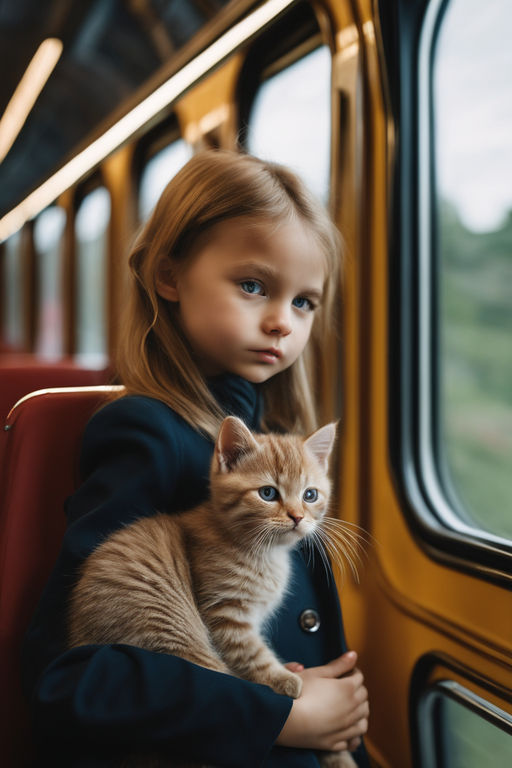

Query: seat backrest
[0,385,124,766]
[0,359,111,508]
[0,356,111,423]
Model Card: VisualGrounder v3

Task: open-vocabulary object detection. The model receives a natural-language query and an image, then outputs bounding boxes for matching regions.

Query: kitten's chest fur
[182,504,291,633]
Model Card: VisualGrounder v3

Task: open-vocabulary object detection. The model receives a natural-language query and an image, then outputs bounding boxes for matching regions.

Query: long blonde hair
[116,150,341,438]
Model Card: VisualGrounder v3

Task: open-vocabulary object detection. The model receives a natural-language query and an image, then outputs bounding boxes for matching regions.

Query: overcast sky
[434,0,512,233]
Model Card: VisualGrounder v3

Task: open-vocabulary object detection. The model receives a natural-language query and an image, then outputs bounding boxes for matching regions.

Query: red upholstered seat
[0,355,111,423]
[0,358,112,506]
[0,385,124,766]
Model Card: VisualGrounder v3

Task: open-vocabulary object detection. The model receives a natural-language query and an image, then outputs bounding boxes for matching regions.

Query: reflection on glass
[439,693,512,767]
[75,187,110,362]
[34,206,66,358]
[3,230,24,349]
[247,46,331,204]
[138,139,192,221]
[434,0,512,538]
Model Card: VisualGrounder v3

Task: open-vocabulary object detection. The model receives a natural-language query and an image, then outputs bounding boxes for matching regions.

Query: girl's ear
[155,260,179,302]
[215,417,259,473]
[304,421,338,471]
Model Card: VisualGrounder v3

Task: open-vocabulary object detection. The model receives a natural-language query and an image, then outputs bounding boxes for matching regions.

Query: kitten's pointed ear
[304,421,338,471]
[215,416,259,473]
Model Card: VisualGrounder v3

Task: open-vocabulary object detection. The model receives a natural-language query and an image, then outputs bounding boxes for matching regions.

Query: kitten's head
[209,417,336,549]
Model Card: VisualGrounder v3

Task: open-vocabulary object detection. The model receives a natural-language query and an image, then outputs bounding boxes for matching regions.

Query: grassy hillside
[439,201,512,539]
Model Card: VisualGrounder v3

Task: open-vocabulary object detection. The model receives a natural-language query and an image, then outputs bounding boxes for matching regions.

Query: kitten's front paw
[271,670,303,698]
[319,750,358,768]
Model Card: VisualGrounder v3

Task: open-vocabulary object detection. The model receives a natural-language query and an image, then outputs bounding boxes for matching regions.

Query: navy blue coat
[22,375,369,767]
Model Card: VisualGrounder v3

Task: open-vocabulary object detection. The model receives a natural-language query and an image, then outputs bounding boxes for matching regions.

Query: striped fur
[68,417,357,767]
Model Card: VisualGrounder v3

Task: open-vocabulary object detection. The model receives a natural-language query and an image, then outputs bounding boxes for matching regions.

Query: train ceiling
[0,0,233,220]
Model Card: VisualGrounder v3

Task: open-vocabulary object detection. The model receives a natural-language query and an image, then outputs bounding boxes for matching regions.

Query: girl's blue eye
[303,488,318,502]
[293,296,314,311]
[258,486,279,501]
[241,280,264,295]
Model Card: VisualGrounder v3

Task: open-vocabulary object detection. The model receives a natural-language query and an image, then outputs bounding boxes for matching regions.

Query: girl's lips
[250,348,282,362]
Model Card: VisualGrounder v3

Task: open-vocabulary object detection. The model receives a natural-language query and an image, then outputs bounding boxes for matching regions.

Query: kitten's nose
[287,511,304,527]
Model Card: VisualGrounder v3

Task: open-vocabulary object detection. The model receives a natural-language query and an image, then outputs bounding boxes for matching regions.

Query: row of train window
[1,41,330,357]
[0,0,510,761]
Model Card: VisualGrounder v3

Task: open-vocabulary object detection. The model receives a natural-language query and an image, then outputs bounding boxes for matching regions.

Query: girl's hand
[276,652,369,752]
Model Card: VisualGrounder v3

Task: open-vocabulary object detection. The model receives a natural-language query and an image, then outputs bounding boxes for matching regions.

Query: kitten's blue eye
[241,280,264,296]
[303,488,318,502]
[258,486,279,501]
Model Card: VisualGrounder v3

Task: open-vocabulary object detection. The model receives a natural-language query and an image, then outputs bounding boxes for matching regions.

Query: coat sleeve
[22,396,292,766]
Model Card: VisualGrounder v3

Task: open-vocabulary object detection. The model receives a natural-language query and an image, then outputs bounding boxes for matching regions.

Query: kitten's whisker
[323,535,350,585]
[308,530,334,586]
[316,527,360,584]
[301,538,313,568]
[321,516,372,543]
[250,522,272,548]
[309,537,316,572]
[249,526,273,562]
[320,519,371,562]
[321,525,366,570]
[322,517,377,547]
[244,525,273,572]
[305,536,316,571]
[314,529,345,583]
[326,535,364,580]
[322,521,365,547]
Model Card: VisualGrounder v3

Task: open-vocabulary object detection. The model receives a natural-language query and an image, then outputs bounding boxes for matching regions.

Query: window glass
[439,694,512,767]
[3,230,25,349]
[75,186,110,363]
[433,0,512,539]
[247,45,331,205]
[420,687,512,768]
[138,139,192,221]
[33,206,66,358]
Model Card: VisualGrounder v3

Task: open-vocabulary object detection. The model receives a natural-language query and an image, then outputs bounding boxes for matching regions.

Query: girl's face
[157,217,325,383]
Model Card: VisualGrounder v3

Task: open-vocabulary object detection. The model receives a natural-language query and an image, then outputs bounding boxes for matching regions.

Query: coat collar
[207,374,262,431]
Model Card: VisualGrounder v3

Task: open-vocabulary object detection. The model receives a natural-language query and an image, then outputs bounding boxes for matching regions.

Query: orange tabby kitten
[68,416,357,768]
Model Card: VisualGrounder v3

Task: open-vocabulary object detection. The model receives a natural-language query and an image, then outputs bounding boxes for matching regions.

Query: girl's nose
[262,307,292,337]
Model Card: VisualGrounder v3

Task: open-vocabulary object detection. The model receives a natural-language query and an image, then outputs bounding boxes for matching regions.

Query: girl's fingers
[347,736,362,751]
[330,740,349,752]
[331,716,369,746]
[355,700,370,720]
[333,701,369,732]
[316,652,358,678]
[331,738,361,753]
[323,701,369,744]
[354,683,369,705]
[345,670,364,690]
[284,661,304,672]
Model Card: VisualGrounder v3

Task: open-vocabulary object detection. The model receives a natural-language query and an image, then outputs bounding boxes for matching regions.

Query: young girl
[22,150,369,767]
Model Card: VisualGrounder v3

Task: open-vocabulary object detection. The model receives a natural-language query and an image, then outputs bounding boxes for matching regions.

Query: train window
[432,0,512,540]
[417,682,512,767]
[2,230,25,349]
[138,139,192,221]
[75,186,110,362]
[246,45,331,205]
[33,206,66,358]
